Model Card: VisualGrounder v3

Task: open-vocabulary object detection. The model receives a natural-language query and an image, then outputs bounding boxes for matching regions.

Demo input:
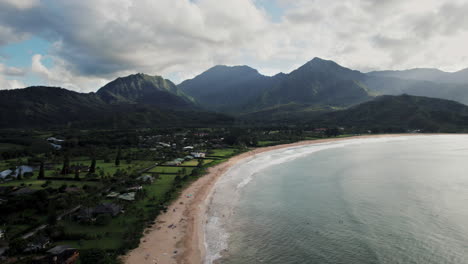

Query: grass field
[0,179,99,189]
[0,143,24,152]
[148,166,194,175]
[208,148,237,157]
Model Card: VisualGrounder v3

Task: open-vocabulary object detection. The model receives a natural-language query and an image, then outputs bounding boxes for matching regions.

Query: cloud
[0,64,26,76]
[31,53,112,92]
[2,0,468,90]
[0,0,39,9]
[0,64,26,89]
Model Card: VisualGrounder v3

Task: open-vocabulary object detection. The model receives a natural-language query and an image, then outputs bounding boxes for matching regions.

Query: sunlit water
[204,135,468,264]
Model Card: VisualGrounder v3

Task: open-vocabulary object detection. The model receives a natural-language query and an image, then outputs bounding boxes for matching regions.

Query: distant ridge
[317,94,468,131]
[180,57,372,114]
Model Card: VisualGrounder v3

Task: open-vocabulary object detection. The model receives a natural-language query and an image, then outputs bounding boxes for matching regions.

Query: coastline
[123,134,421,264]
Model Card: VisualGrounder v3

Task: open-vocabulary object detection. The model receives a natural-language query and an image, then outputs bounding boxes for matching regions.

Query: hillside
[368,68,468,84]
[179,65,272,112]
[0,86,107,128]
[255,58,371,110]
[0,85,232,129]
[181,58,374,114]
[317,95,468,131]
[97,73,195,109]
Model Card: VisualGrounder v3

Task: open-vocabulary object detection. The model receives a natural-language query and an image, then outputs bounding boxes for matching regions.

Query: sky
[1,0,468,92]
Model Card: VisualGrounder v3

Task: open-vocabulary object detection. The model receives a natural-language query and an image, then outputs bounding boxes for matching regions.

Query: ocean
[204,135,468,264]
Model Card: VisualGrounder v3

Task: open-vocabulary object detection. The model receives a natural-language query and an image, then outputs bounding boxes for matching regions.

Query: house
[75,203,122,222]
[46,245,79,264]
[137,175,155,183]
[191,152,206,158]
[183,146,194,151]
[126,186,143,192]
[10,187,38,196]
[118,192,136,201]
[50,143,62,150]
[184,155,194,160]
[24,236,51,253]
[158,142,171,148]
[166,158,184,166]
[0,169,12,180]
[75,207,94,222]
[106,192,120,198]
[47,137,65,144]
[13,165,34,178]
[93,203,122,217]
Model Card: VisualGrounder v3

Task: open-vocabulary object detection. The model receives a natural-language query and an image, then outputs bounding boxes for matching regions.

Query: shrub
[95,214,112,226]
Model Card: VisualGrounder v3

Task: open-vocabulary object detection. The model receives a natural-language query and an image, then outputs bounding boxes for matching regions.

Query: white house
[0,169,12,180]
[47,137,65,143]
[50,143,62,150]
[158,142,171,148]
[13,165,34,178]
[183,146,194,151]
[191,152,206,158]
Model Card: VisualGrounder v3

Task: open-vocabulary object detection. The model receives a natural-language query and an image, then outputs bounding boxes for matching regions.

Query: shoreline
[123,134,427,264]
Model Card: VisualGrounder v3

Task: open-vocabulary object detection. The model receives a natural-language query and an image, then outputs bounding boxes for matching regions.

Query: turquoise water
[205,136,468,264]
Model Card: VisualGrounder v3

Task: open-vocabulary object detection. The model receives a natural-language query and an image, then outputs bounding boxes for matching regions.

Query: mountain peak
[96,73,194,108]
[303,57,347,70]
[291,57,365,81]
[205,65,260,76]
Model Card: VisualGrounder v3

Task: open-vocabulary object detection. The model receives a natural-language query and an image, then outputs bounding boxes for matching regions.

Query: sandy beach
[123,134,416,264]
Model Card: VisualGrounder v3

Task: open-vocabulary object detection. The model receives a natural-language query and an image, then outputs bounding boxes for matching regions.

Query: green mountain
[317,95,468,131]
[180,58,373,114]
[0,82,232,129]
[255,58,371,110]
[0,86,106,128]
[368,68,468,84]
[179,65,272,112]
[97,73,195,109]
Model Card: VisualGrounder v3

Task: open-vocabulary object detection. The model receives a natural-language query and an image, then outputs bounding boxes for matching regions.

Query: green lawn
[208,148,236,157]
[182,159,213,166]
[0,143,24,152]
[0,179,99,189]
[181,160,199,166]
[148,166,194,175]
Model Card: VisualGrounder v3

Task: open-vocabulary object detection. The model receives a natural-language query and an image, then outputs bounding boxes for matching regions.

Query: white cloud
[2,0,468,90]
[0,64,26,89]
[31,54,109,92]
[0,0,39,9]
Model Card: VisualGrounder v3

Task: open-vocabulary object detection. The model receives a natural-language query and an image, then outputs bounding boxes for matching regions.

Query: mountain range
[2,58,468,130]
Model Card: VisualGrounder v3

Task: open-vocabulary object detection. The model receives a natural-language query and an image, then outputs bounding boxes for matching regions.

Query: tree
[61,153,70,175]
[115,148,121,167]
[38,161,45,179]
[16,167,22,180]
[74,166,80,180]
[89,157,96,174]
[197,159,204,168]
